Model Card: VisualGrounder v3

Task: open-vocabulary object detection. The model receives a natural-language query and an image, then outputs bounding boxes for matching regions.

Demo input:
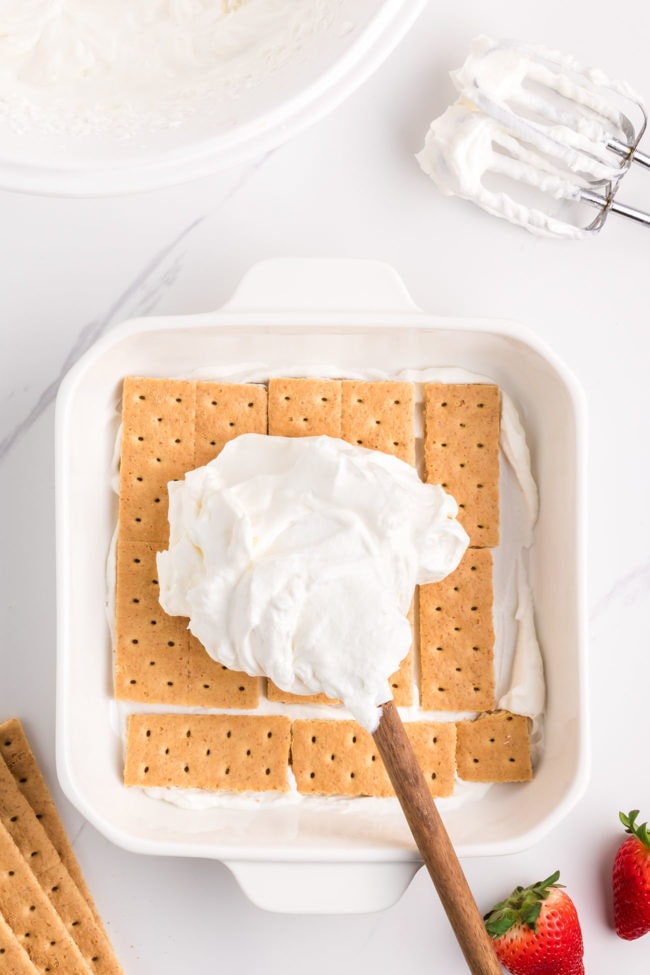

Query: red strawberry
[613,809,650,940]
[484,870,584,975]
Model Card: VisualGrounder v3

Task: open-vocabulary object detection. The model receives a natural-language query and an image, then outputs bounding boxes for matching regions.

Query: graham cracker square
[290,719,456,798]
[424,383,500,547]
[118,377,197,545]
[455,711,532,782]
[194,382,267,467]
[187,633,259,709]
[124,713,291,793]
[267,377,342,437]
[291,720,390,796]
[114,535,258,707]
[341,380,415,464]
[419,547,495,712]
[405,721,457,798]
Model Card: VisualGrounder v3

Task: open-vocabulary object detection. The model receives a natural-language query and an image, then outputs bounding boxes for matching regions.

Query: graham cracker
[267,377,342,437]
[194,382,267,468]
[186,633,261,708]
[0,912,39,975]
[0,819,92,975]
[0,720,96,923]
[419,548,495,712]
[341,380,415,464]
[114,536,192,704]
[455,711,532,783]
[114,523,258,708]
[124,713,292,793]
[0,754,122,975]
[118,377,197,545]
[115,378,286,710]
[405,721,458,798]
[424,383,500,548]
[291,719,456,798]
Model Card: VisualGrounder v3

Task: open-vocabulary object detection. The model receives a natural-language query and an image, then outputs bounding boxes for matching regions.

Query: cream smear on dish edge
[108,364,544,810]
[0,0,343,134]
[416,35,646,238]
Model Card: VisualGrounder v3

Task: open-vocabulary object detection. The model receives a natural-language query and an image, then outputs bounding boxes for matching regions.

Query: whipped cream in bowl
[0,1,428,194]
[157,433,469,733]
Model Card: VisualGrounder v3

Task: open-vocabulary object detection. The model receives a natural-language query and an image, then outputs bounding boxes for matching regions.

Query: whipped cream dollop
[416,35,645,238]
[156,433,469,732]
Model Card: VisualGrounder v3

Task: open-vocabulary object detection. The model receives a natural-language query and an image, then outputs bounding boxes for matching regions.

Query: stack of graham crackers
[0,718,123,974]
[116,376,532,800]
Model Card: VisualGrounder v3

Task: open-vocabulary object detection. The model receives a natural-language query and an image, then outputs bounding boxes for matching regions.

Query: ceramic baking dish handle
[221,258,421,315]
[223,859,421,914]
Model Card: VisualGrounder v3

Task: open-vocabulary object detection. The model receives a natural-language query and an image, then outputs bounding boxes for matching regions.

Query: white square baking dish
[55,259,588,914]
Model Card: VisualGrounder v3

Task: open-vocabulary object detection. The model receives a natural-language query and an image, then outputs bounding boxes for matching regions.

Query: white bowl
[0,1,425,197]
[55,259,589,913]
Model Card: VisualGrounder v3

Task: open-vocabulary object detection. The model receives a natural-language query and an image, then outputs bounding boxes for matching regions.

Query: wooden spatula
[373,701,502,975]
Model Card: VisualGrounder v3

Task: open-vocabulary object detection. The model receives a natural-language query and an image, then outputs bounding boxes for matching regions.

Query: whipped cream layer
[157,433,469,732]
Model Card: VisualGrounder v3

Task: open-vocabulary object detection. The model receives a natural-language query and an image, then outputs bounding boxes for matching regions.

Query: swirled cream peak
[157,434,469,732]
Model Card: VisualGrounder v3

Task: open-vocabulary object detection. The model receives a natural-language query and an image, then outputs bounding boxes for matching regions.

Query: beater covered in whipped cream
[157,433,469,732]
[416,35,646,238]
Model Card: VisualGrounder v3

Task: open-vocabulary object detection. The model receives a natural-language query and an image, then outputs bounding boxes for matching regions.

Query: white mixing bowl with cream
[0,0,426,196]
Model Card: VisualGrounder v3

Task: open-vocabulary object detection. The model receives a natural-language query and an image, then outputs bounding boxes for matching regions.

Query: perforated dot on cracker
[455,711,532,783]
[424,383,500,548]
[419,548,495,712]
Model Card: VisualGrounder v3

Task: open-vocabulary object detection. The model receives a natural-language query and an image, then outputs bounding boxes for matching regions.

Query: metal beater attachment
[417,37,649,237]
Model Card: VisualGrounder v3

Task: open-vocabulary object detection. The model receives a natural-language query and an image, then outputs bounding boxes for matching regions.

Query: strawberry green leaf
[619,809,650,849]
[484,871,562,938]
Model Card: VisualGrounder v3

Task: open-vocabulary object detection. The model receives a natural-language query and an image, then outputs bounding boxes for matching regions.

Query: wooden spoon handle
[373,701,502,975]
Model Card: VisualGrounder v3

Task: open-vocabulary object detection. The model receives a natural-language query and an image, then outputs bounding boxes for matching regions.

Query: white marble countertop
[1,1,650,972]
